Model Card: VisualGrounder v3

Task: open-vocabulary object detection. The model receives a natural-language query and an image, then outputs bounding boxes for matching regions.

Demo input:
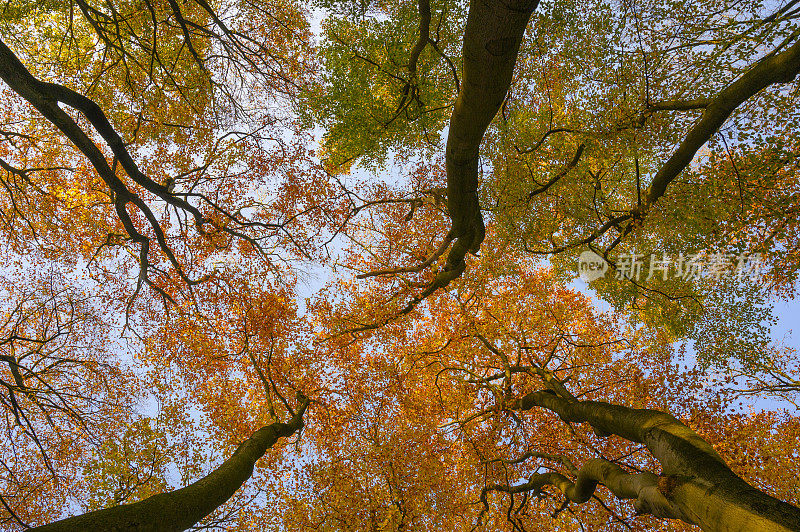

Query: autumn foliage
[1,0,800,530]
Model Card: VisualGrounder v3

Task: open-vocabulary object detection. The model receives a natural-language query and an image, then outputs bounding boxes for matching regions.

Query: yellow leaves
[52,171,98,209]
[378,503,403,532]
[1,0,797,529]
[81,417,171,511]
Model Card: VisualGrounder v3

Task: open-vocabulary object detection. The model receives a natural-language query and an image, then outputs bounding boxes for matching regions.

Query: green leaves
[82,418,171,511]
[303,0,464,173]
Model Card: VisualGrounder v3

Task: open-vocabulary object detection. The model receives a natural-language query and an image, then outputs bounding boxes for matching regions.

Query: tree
[308,256,800,531]
[31,396,308,531]
[1,0,800,530]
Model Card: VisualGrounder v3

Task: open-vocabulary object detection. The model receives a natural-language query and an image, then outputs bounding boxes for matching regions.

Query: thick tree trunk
[32,399,308,532]
[437,0,539,283]
[516,391,800,531]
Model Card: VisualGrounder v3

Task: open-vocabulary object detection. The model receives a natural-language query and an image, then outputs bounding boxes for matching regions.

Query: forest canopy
[0,0,800,530]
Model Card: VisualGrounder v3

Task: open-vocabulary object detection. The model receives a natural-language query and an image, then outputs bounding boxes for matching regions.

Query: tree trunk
[32,399,308,532]
[517,391,800,531]
[438,0,539,282]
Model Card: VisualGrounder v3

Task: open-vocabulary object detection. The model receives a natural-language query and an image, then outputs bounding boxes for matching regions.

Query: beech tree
[1,0,799,530]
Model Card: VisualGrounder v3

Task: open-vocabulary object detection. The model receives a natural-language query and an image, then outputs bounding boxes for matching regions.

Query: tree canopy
[1,0,800,530]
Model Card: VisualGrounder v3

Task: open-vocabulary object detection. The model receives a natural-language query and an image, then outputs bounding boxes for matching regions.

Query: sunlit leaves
[304,0,464,173]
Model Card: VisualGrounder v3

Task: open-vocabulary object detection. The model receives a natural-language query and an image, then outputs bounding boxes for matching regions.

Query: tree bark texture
[517,391,800,531]
[439,0,539,283]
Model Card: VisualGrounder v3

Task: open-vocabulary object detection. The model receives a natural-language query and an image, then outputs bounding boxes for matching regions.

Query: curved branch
[342,0,541,335]
[531,36,800,255]
[640,37,800,214]
[481,458,679,520]
[440,0,540,277]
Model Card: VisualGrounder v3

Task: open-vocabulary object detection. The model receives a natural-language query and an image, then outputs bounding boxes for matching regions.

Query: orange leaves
[301,220,800,529]
[1,0,798,529]
[139,268,322,452]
